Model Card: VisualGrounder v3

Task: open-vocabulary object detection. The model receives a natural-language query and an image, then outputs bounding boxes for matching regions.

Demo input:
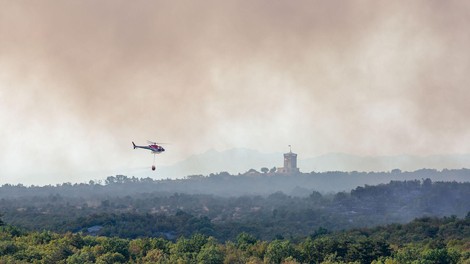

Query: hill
[1,177,469,241]
[151,149,470,180]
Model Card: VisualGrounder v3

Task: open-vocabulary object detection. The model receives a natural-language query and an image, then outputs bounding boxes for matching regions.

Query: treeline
[0,215,469,263]
[1,168,469,197]
[1,179,469,241]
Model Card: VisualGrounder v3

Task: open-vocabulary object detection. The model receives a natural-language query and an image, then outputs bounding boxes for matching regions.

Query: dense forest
[1,171,469,263]
[0,174,469,241]
[0,215,469,263]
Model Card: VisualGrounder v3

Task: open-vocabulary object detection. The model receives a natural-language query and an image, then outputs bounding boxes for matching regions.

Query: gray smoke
[1,1,470,184]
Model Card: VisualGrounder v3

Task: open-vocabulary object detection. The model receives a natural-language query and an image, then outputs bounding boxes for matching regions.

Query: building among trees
[277,146,300,174]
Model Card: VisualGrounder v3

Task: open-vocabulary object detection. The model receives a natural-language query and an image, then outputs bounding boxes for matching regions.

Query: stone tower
[278,145,300,174]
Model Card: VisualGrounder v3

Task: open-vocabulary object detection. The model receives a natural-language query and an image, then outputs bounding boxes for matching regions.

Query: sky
[1,1,470,185]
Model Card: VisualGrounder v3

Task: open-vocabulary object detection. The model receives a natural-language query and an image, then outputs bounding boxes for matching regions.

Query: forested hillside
[0,215,469,263]
[2,169,469,196]
[1,176,469,241]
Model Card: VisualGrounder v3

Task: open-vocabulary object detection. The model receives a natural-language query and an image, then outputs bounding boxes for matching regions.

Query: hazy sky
[1,1,470,184]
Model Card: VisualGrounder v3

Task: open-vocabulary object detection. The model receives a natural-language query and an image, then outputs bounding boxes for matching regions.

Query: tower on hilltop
[277,145,300,174]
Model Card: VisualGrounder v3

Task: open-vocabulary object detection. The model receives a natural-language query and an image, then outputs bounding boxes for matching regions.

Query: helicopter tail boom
[132,142,136,149]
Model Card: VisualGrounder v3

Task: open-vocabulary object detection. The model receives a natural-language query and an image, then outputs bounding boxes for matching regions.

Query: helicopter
[132,141,166,170]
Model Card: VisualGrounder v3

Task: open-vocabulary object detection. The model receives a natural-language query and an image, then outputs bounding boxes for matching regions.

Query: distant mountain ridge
[154,148,470,179]
[302,153,470,172]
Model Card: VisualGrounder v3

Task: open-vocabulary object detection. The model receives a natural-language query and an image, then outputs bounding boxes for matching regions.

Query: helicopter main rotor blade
[147,140,170,145]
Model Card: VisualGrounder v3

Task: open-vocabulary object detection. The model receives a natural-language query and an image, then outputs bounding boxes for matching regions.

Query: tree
[142,249,167,263]
[128,238,152,260]
[236,232,257,251]
[169,234,209,263]
[0,241,18,256]
[66,247,97,264]
[261,167,269,174]
[197,243,224,264]
[101,237,129,259]
[420,248,460,264]
[264,240,296,264]
[42,243,74,263]
[96,252,126,264]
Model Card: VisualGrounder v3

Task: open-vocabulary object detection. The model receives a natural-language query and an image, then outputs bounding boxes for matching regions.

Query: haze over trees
[0,171,469,241]
[1,168,469,197]
[0,170,469,263]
